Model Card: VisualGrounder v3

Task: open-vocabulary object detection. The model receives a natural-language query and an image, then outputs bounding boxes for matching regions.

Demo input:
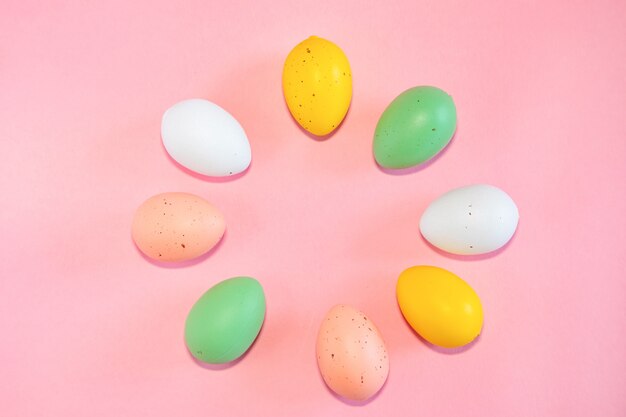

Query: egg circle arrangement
[131,35,520,403]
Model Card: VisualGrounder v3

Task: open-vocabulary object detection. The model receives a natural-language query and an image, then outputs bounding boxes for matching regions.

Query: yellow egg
[396,266,483,348]
[282,36,352,136]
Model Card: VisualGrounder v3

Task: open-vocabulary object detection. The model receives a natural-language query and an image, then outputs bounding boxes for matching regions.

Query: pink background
[2,0,625,415]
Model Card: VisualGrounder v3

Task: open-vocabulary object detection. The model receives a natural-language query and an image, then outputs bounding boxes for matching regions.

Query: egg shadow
[184,312,267,371]
[187,349,245,371]
[419,226,519,262]
[295,120,335,142]
[375,128,458,176]
[132,230,228,269]
[398,310,482,355]
[318,365,389,406]
[160,139,251,183]
[423,332,482,355]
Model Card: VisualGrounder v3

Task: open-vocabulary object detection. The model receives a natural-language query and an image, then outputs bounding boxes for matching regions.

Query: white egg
[161,99,251,177]
[420,184,519,255]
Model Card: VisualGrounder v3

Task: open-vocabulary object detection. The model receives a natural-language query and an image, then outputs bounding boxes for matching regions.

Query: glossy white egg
[420,184,519,255]
[161,99,251,177]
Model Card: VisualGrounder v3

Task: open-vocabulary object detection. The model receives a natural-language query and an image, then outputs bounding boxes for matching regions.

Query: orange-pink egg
[131,192,225,262]
[316,305,389,401]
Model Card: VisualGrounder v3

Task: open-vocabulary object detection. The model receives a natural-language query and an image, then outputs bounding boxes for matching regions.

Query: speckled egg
[420,184,519,255]
[282,36,352,136]
[161,99,251,177]
[374,86,457,169]
[185,276,266,364]
[316,305,389,402]
[131,192,225,262]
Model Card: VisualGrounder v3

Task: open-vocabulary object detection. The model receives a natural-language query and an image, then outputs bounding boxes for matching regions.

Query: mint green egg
[185,276,266,364]
[373,86,457,169]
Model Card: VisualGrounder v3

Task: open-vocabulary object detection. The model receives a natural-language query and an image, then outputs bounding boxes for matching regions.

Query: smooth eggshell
[282,36,352,136]
[161,98,251,177]
[397,266,483,348]
[420,184,519,255]
[373,86,457,169]
[131,192,225,262]
[185,277,266,364]
[316,305,389,401]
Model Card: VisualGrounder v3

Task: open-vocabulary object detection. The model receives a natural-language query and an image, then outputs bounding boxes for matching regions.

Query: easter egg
[282,36,352,136]
[420,184,519,255]
[373,86,456,169]
[316,305,389,401]
[131,192,225,262]
[396,266,483,348]
[161,99,251,177]
[185,277,266,364]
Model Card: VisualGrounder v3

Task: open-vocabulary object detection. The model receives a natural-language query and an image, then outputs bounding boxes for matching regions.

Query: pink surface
[1,0,625,415]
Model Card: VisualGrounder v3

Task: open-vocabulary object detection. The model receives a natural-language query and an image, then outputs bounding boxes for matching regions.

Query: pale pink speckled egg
[316,305,389,402]
[131,192,225,262]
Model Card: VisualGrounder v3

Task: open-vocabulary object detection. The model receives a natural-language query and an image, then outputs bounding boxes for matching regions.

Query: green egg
[373,86,457,169]
[185,276,266,364]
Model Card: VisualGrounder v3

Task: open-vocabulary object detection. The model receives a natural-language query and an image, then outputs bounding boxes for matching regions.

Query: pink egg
[316,305,389,401]
[131,192,225,262]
